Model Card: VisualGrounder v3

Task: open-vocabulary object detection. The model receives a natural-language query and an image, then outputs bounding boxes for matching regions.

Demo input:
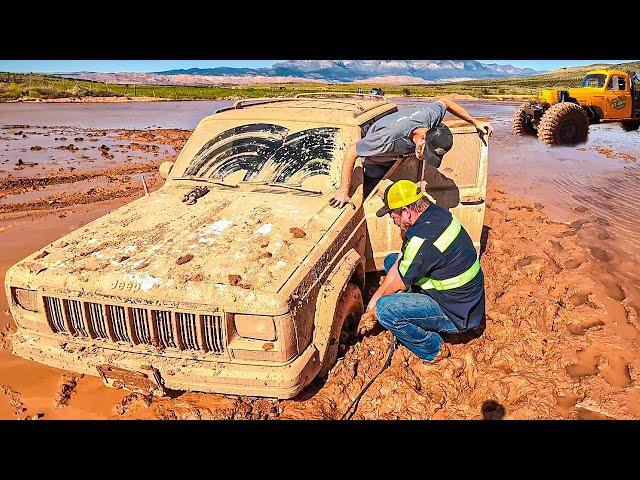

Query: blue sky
[0,59,634,73]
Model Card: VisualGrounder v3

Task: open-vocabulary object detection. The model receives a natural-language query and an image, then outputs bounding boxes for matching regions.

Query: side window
[608,76,620,90]
[619,77,626,90]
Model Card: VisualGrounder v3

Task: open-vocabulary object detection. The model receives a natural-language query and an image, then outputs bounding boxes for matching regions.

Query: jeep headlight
[11,287,39,312]
[233,314,276,341]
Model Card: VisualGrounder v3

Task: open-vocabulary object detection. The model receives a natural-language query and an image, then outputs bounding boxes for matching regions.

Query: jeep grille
[42,296,226,355]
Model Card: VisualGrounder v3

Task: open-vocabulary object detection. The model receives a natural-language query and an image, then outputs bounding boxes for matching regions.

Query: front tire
[317,283,363,378]
[537,102,590,146]
[512,102,536,136]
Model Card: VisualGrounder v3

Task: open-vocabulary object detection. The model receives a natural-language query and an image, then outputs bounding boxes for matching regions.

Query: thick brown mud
[1,103,639,420]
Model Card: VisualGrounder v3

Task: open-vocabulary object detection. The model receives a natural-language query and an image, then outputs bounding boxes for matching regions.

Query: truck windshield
[582,74,607,88]
[182,123,340,186]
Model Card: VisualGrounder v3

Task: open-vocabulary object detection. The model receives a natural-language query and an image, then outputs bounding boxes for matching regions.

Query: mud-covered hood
[11,185,344,312]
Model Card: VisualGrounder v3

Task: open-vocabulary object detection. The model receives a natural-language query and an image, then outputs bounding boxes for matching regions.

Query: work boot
[422,343,450,366]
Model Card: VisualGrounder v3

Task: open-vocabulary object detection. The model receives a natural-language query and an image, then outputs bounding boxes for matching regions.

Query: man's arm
[439,96,494,138]
[329,143,358,208]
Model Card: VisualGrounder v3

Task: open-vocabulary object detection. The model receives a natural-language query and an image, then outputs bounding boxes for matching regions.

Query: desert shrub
[0,82,26,99]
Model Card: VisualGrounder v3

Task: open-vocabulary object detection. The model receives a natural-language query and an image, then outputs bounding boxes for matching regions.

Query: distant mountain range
[58,60,541,86]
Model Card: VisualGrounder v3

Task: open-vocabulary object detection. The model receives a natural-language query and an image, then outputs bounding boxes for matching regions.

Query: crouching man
[365,180,485,364]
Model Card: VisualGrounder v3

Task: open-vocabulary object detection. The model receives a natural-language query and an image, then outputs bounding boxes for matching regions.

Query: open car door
[363,118,488,272]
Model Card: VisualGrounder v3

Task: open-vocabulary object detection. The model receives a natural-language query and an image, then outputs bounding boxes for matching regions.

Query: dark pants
[364,161,394,197]
[375,253,460,361]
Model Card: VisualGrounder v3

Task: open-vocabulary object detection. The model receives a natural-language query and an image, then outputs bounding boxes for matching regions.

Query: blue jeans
[376,253,460,361]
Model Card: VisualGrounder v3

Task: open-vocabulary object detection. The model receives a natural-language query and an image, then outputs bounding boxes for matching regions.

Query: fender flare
[311,248,361,368]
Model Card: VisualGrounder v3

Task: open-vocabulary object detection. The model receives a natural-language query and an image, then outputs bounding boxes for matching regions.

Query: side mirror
[159,161,174,180]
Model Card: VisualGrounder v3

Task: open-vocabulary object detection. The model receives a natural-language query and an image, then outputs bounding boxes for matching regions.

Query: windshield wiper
[174,176,238,188]
[267,182,323,195]
[239,180,268,185]
[238,180,322,195]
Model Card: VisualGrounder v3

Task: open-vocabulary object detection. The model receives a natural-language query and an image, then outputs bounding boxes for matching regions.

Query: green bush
[27,87,66,99]
[0,82,26,99]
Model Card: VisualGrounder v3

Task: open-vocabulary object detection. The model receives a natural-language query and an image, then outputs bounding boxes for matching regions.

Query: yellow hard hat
[376,180,424,217]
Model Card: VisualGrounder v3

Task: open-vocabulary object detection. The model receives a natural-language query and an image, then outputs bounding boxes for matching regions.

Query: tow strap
[340,337,397,420]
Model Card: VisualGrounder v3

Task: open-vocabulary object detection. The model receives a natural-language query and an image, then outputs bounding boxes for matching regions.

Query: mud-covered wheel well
[582,105,603,123]
[349,261,365,291]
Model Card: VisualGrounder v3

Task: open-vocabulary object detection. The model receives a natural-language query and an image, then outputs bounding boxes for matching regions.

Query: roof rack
[214,97,299,114]
[211,93,392,117]
[295,92,387,101]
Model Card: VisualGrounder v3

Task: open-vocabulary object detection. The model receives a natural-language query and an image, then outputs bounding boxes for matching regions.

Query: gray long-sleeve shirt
[356,101,446,165]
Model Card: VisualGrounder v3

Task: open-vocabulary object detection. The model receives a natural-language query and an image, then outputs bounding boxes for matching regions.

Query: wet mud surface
[1,101,639,419]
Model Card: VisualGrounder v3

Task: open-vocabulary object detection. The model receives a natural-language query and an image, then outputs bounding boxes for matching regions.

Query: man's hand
[418,180,428,193]
[475,121,494,139]
[329,189,351,208]
[357,310,378,336]
[365,291,383,314]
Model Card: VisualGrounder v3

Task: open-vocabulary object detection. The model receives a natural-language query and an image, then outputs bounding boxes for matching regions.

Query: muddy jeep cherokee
[5,94,488,398]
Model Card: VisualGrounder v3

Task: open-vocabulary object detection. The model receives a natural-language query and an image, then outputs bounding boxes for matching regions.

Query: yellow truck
[5,94,488,399]
[513,69,640,145]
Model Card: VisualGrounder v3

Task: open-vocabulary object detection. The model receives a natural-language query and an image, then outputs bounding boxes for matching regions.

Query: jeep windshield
[582,74,607,88]
[179,123,342,193]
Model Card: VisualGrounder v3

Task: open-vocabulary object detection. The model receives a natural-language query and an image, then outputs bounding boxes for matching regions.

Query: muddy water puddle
[0,101,232,130]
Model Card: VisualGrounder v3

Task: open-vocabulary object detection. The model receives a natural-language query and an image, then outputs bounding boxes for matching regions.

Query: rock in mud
[290,227,306,238]
[228,274,241,286]
[176,254,194,265]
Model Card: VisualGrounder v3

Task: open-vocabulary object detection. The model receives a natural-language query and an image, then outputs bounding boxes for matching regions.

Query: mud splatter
[54,374,82,408]
[176,254,194,265]
[290,227,306,238]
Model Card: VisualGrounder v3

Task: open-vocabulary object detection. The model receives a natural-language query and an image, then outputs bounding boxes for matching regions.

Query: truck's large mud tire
[537,102,590,146]
[512,102,536,136]
[317,283,363,378]
[621,120,640,132]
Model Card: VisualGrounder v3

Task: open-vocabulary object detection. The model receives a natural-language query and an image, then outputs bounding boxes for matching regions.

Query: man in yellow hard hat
[363,179,485,364]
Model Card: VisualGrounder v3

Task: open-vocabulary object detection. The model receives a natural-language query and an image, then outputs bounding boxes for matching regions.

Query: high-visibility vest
[398,216,480,291]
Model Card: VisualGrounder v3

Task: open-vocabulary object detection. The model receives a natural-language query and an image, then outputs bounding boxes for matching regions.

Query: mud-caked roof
[206,96,398,126]
[585,69,629,77]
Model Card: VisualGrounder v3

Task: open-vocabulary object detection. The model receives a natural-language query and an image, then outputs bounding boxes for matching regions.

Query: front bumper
[11,329,320,399]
